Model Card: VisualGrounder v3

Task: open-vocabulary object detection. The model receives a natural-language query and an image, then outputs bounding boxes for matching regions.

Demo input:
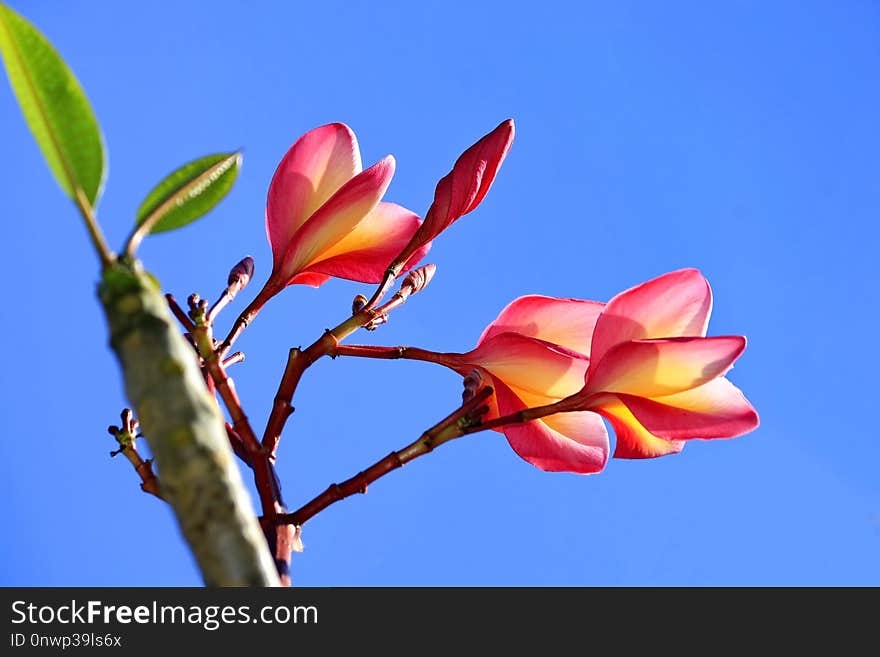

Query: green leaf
[0,3,106,206]
[135,152,242,235]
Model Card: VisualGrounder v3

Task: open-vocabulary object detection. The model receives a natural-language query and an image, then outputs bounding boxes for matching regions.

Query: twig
[276,387,494,526]
[108,409,163,500]
[331,344,455,365]
[165,294,195,332]
[262,267,437,459]
[188,300,293,585]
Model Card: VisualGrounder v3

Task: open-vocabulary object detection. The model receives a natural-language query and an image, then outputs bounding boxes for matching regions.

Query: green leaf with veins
[0,3,106,206]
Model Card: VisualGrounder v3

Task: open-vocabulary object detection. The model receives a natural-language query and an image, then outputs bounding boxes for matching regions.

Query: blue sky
[1,0,878,586]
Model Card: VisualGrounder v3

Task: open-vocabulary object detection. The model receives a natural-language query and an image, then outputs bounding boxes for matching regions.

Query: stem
[463,396,584,434]
[262,279,446,459]
[335,346,585,439]
[199,346,283,510]
[207,287,235,323]
[219,293,266,357]
[192,315,294,584]
[226,422,253,468]
[277,387,494,527]
[361,266,400,313]
[222,351,246,368]
[208,271,250,324]
[261,308,377,458]
[165,294,195,332]
[332,344,457,366]
[74,188,114,268]
[111,423,163,501]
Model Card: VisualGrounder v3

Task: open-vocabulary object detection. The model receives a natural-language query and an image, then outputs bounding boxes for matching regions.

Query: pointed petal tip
[490,119,516,149]
[363,154,396,181]
[379,153,396,171]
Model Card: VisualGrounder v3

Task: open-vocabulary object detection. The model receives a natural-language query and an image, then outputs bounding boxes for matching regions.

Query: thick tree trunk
[99,260,279,587]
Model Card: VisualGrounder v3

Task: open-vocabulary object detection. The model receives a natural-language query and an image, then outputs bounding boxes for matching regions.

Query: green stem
[74,188,114,268]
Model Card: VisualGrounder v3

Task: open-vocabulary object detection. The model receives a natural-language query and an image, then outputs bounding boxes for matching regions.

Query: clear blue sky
[1,0,877,586]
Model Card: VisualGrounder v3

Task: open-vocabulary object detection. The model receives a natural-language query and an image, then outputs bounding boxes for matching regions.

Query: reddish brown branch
[226,422,252,468]
[222,351,245,368]
[108,410,164,500]
[361,266,400,313]
[190,309,293,584]
[165,294,195,332]
[280,453,403,527]
[331,344,455,365]
[276,387,494,527]
[133,459,163,499]
[261,268,438,459]
[262,333,339,459]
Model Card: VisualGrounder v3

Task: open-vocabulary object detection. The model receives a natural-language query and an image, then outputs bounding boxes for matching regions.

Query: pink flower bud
[394,120,514,267]
[227,256,255,289]
[401,263,437,295]
[351,293,368,314]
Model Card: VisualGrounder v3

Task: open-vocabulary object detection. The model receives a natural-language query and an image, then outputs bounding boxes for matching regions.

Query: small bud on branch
[462,369,485,403]
[351,294,368,315]
[228,256,254,290]
[107,408,162,500]
[209,256,255,323]
[401,263,437,296]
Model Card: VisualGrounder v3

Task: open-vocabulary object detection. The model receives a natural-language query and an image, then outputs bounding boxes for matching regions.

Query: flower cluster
[443,269,758,473]
[260,120,758,476]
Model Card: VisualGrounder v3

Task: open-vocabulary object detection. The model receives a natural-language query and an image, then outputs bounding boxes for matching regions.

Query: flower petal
[478,295,604,357]
[590,269,713,367]
[616,377,759,440]
[493,380,609,474]
[593,396,685,459]
[586,336,746,397]
[287,271,331,288]
[395,119,515,265]
[297,202,428,284]
[266,123,361,268]
[278,156,395,284]
[464,332,589,400]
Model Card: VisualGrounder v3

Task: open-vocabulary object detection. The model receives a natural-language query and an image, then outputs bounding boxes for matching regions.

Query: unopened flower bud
[351,294,368,315]
[402,264,437,295]
[462,368,485,402]
[227,256,255,290]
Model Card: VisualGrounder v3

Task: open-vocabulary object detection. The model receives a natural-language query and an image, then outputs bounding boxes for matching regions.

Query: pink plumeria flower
[393,119,515,268]
[438,295,610,474]
[563,269,759,459]
[256,123,428,303]
[431,269,757,474]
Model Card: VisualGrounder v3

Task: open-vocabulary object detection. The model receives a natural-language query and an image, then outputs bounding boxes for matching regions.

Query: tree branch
[276,387,494,527]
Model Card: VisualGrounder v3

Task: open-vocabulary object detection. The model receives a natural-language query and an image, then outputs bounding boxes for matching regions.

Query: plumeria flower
[251,123,429,308]
[406,269,757,474]
[432,295,610,474]
[560,268,759,459]
[226,121,512,349]
[391,119,515,270]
